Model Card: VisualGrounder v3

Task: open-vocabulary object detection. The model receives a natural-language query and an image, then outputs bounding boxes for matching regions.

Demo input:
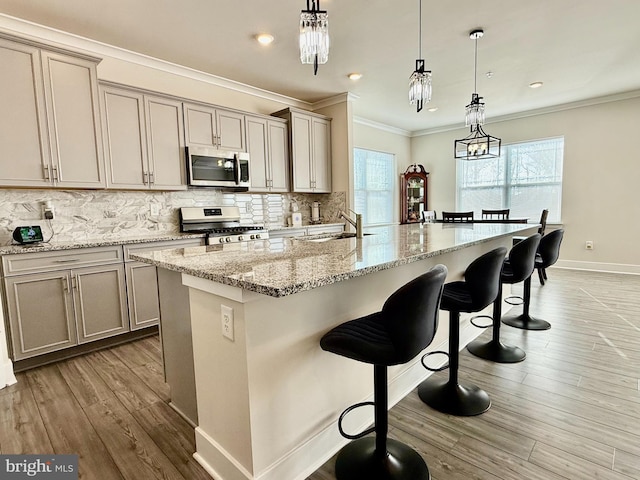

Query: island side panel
[183,235,515,480]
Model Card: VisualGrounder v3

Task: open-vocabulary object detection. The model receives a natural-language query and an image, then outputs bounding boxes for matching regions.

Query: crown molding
[353,116,411,137]
[311,92,360,110]
[0,13,309,109]
[411,89,640,137]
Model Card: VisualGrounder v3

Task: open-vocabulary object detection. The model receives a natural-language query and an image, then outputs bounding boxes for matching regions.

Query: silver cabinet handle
[149,171,154,184]
[54,258,80,263]
[143,171,149,184]
[71,275,77,290]
[52,165,59,182]
[43,165,50,181]
[62,277,69,293]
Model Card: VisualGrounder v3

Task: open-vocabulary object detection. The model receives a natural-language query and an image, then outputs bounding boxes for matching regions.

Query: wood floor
[1,268,640,479]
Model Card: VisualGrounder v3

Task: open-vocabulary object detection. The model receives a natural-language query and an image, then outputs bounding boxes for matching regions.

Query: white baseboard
[554,261,640,275]
[1,359,17,389]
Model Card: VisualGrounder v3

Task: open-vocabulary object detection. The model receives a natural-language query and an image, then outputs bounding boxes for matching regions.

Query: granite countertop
[130,223,537,298]
[0,232,206,255]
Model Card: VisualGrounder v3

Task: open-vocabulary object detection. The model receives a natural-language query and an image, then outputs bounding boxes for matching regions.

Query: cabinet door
[183,103,217,147]
[0,39,51,186]
[246,116,269,192]
[101,86,148,188]
[268,120,289,192]
[74,264,128,344]
[4,271,76,360]
[312,117,332,193]
[145,96,186,190]
[41,51,105,188]
[290,113,313,192]
[216,109,245,151]
[125,262,160,330]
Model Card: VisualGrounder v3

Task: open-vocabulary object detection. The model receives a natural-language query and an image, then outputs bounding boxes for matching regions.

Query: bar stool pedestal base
[467,339,526,363]
[502,313,551,331]
[335,437,430,480]
[418,377,490,416]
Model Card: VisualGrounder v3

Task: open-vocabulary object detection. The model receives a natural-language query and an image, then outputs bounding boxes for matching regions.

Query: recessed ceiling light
[348,73,363,80]
[529,81,544,89]
[427,107,438,112]
[256,34,274,45]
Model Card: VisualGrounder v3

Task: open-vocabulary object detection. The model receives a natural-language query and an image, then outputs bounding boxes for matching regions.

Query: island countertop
[130,222,537,297]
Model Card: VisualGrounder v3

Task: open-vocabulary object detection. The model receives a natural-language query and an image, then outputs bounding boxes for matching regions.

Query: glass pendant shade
[465,93,485,126]
[299,0,329,75]
[409,59,432,112]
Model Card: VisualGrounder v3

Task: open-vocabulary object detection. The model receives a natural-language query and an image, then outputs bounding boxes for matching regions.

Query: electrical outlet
[150,204,160,216]
[585,240,594,250]
[221,305,234,341]
[43,201,55,220]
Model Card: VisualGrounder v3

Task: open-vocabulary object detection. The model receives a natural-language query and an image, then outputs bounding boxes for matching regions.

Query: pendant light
[454,29,501,160]
[299,0,329,75]
[408,0,432,112]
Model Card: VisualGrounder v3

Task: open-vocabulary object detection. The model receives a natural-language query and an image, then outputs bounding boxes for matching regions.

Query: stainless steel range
[179,206,269,245]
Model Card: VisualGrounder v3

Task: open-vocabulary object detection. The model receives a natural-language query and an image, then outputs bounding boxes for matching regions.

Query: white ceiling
[2,0,640,133]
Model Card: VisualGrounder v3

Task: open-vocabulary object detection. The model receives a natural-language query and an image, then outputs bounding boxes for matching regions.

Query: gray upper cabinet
[246,115,289,192]
[272,108,331,193]
[184,102,245,151]
[101,84,186,190]
[0,36,104,188]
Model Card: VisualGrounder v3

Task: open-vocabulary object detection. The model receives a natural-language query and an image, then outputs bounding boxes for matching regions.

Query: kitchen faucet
[339,209,363,238]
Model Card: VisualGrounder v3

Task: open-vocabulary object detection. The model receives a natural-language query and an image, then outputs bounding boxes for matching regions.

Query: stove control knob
[225,237,231,243]
[238,235,244,242]
[250,234,256,240]
[255,233,261,239]
[218,237,225,244]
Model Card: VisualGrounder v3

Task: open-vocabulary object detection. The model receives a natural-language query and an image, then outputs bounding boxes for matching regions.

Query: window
[354,148,396,226]
[457,137,564,222]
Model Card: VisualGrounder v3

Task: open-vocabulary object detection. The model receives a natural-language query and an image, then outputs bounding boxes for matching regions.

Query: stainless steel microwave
[186,146,250,188]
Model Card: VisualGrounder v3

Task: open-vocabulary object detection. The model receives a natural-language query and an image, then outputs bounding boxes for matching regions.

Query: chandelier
[408,0,432,112]
[299,0,329,75]
[454,29,501,160]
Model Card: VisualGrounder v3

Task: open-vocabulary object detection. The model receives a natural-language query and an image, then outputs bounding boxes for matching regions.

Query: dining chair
[422,210,437,223]
[482,208,510,220]
[442,211,474,222]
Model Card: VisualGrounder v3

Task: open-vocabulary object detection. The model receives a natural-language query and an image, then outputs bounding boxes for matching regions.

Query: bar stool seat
[320,265,447,480]
[418,247,506,416]
[467,234,541,363]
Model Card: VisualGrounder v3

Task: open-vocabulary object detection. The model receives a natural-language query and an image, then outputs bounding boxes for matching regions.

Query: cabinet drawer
[123,238,203,260]
[2,245,124,276]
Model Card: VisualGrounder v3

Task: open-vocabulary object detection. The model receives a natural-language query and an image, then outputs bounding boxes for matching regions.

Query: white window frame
[456,136,564,223]
[353,147,397,226]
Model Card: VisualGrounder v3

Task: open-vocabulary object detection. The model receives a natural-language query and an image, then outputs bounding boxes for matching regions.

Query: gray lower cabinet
[125,262,160,331]
[3,261,128,360]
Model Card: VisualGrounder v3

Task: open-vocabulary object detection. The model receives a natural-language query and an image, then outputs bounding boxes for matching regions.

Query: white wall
[411,96,640,272]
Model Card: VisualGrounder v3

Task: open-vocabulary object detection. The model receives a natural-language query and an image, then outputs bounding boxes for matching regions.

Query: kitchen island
[131,222,537,480]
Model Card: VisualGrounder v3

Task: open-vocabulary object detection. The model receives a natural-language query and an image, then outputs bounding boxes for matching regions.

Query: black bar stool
[502,230,564,330]
[467,234,541,363]
[418,247,506,416]
[536,229,564,285]
[320,265,447,480]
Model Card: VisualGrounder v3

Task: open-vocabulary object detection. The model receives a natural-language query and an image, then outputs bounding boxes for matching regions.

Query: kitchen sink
[302,232,373,243]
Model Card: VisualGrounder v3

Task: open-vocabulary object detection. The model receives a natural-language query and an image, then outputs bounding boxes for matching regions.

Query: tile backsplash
[0,188,346,244]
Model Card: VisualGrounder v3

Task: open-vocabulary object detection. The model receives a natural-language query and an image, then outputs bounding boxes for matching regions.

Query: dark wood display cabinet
[400,164,429,224]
